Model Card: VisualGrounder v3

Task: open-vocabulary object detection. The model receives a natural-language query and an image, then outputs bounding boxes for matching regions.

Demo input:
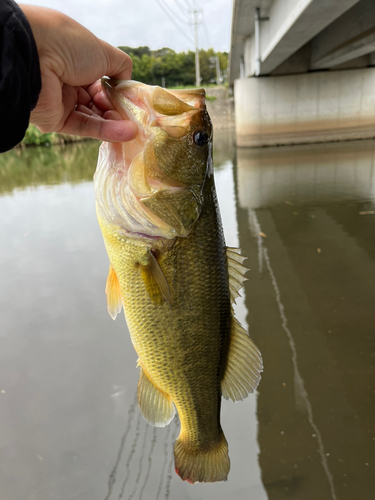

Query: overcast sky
[18,0,232,53]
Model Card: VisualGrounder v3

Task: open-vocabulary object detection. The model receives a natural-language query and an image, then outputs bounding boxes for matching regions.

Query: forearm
[0,0,41,152]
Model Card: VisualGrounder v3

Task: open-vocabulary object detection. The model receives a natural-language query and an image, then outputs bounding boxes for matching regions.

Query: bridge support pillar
[235,68,375,147]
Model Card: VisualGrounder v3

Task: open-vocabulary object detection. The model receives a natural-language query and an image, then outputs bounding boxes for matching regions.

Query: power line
[154,0,194,44]
[159,0,190,26]
[173,0,190,19]
[201,9,212,49]
[202,22,211,49]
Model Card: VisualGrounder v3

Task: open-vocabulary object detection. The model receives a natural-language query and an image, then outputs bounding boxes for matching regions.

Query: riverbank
[19,125,92,148]
[204,86,235,130]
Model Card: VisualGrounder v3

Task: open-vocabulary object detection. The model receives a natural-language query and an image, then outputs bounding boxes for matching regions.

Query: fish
[93,79,263,484]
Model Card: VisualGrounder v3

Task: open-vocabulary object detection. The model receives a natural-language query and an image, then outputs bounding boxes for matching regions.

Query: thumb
[101,42,133,80]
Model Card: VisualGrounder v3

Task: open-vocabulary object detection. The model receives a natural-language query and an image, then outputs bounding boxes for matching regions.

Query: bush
[22,125,58,146]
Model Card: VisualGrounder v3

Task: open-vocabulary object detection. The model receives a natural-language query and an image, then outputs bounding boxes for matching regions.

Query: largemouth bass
[94,79,263,483]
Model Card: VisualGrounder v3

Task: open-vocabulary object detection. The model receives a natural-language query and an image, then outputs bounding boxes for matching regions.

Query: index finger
[85,81,116,112]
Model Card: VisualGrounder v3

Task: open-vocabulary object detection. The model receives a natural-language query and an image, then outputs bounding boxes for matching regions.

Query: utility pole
[216,56,221,84]
[194,9,200,87]
[189,4,202,87]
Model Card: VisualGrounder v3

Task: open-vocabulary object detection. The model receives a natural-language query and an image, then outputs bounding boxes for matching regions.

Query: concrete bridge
[230,0,375,146]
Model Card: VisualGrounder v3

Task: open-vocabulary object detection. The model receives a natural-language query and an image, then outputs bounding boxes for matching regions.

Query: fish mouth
[102,78,206,109]
[101,78,207,139]
[101,78,148,123]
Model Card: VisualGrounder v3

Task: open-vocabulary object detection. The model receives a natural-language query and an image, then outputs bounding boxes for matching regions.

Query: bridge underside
[230,0,375,146]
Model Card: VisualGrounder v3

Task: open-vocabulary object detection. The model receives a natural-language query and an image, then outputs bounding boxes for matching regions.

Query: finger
[76,86,91,107]
[86,102,106,116]
[85,80,102,96]
[92,89,114,112]
[59,110,138,142]
[76,84,107,115]
[89,103,105,116]
[53,83,79,132]
[86,82,115,112]
[102,109,123,121]
[76,104,101,117]
[101,43,132,80]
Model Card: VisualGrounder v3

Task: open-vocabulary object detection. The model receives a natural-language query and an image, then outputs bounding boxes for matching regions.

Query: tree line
[118,46,228,87]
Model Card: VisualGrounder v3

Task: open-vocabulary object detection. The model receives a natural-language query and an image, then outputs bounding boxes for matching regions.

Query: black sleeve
[0,0,41,153]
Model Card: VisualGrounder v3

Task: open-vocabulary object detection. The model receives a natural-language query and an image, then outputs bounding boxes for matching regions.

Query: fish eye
[193,130,209,147]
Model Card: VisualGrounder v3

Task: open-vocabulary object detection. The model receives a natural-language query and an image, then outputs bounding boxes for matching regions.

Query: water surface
[0,136,374,499]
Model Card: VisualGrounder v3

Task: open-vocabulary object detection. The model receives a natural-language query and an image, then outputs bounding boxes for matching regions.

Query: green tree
[118,46,151,58]
[199,48,217,84]
[131,54,156,84]
[117,46,228,87]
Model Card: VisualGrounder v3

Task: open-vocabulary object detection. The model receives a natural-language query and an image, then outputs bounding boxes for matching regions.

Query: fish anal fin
[105,264,123,320]
[138,365,175,427]
[221,315,263,402]
[140,251,172,306]
[227,247,249,304]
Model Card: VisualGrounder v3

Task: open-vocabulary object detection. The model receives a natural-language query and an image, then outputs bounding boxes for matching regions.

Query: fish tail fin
[174,431,230,484]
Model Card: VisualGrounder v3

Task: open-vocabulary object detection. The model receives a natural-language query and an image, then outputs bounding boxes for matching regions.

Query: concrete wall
[311,0,375,69]
[244,37,255,77]
[234,68,375,147]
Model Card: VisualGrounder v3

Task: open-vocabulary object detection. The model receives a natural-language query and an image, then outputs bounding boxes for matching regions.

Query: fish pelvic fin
[227,247,249,304]
[174,431,230,483]
[221,315,263,402]
[140,251,172,306]
[105,264,123,320]
[137,365,175,427]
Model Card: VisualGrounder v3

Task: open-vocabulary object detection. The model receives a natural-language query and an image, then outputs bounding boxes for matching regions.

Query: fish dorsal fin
[105,264,123,320]
[221,315,263,402]
[138,364,175,427]
[141,251,172,306]
[227,247,249,304]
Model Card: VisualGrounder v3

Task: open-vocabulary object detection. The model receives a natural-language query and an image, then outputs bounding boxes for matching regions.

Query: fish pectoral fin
[105,264,123,320]
[221,315,263,402]
[140,251,172,306]
[138,365,175,427]
[227,247,249,304]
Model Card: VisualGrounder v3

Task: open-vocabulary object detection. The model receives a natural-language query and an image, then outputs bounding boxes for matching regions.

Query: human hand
[20,5,137,142]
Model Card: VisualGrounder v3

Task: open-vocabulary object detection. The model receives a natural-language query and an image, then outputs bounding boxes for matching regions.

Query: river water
[0,134,374,499]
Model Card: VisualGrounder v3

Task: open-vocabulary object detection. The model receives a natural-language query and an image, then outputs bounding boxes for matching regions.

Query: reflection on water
[0,136,374,499]
[0,142,100,195]
[236,141,375,500]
